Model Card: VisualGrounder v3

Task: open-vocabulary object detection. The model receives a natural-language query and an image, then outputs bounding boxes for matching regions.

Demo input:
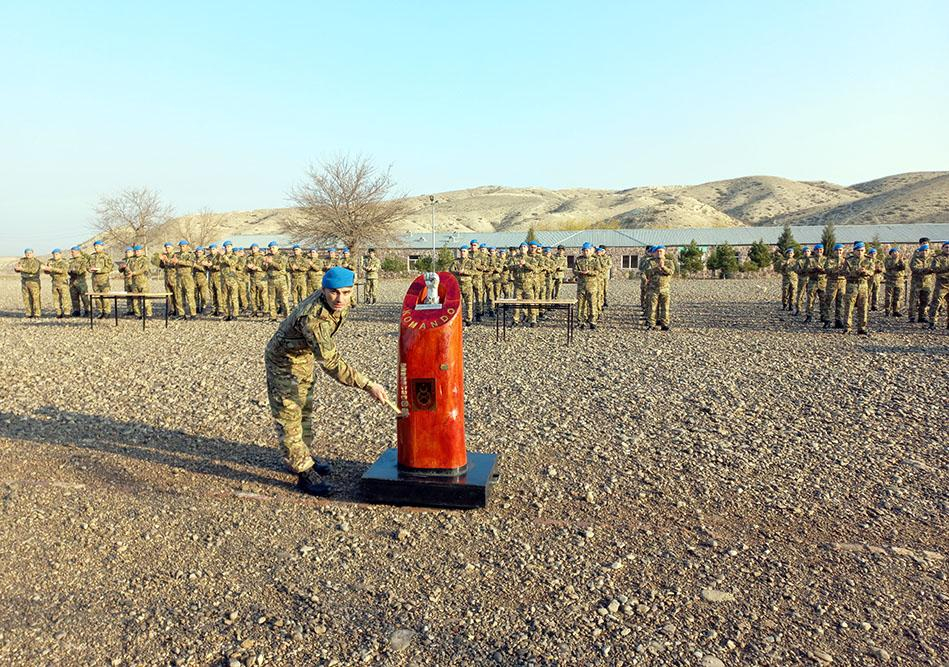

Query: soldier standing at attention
[645,245,675,331]
[156,242,181,318]
[573,242,599,330]
[363,248,381,304]
[67,246,90,316]
[43,248,70,318]
[265,266,390,496]
[193,247,210,314]
[794,246,810,316]
[467,240,485,322]
[553,245,567,299]
[264,241,290,321]
[127,245,153,317]
[307,248,324,297]
[867,247,884,311]
[451,246,476,326]
[88,240,114,318]
[237,248,252,313]
[288,245,310,305]
[842,241,874,336]
[925,241,949,330]
[14,248,42,317]
[118,247,135,315]
[206,243,223,316]
[339,248,358,308]
[245,244,269,317]
[173,240,198,319]
[883,247,906,317]
[908,239,933,323]
[486,246,502,316]
[779,247,797,311]
[803,244,826,324]
[215,241,239,321]
[640,247,654,319]
[598,245,613,309]
[499,249,513,299]
[822,243,847,329]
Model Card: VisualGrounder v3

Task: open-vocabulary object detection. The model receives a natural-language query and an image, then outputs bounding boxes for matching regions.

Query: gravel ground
[0,276,946,667]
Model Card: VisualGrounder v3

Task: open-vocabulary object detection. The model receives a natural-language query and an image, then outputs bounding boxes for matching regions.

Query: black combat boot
[804,315,812,324]
[660,324,670,331]
[313,459,333,476]
[297,469,332,497]
[858,329,870,337]
[927,321,936,331]
[834,320,844,329]
[589,322,597,330]
[823,321,831,329]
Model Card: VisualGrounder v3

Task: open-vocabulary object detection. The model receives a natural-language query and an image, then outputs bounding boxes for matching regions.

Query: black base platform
[361,448,499,509]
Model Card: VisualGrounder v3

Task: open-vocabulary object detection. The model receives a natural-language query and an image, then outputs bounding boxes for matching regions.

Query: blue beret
[93,240,104,246]
[71,245,81,251]
[223,240,233,246]
[519,242,528,247]
[195,246,204,251]
[813,243,823,250]
[654,245,665,250]
[179,240,189,245]
[322,266,354,289]
[470,239,478,244]
[459,245,468,250]
[853,241,865,249]
[530,241,541,247]
[24,248,33,253]
[543,246,551,251]
[343,247,350,252]
[867,247,877,254]
[919,244,929,250]
[209,243,218,248]
[943,241,949,247]
[250,243,259,249]
[646,246,654,253]
[163,242,173,247]
[801,246,809,252]
[268,241,279,247]
[488,246,496,250]
[235,247,244,251]
[888,247,898,253]
[52,248,61,254]
[581,242,592,250]
[833,243,843,250]
[292,244,300,249]
[785,247,794,254]
[133,245,142,251]
[124,246,133,251]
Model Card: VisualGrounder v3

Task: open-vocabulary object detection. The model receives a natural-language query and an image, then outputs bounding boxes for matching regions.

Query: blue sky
[2,1,947,254]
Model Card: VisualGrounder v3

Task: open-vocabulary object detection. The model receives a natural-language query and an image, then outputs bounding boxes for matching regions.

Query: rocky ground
[0,276,946,667]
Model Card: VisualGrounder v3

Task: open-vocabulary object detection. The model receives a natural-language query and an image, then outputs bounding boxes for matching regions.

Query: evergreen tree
[748,239,772,269]
[525,225,538,244]
[820,221,836,252]
[776,222,800,256]
[678,239,705,274]
[706,243,740,278]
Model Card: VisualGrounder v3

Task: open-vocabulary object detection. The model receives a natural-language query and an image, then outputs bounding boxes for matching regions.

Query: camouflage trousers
[21,280,41,316]
[69,278,89,315]
[823,279,846,323]
[130,276,152,316]
[908,277,931,321]
[365,278,378,304]
[781,276,796,309]
[471,281,485,318]
[210,273,224,314]
[459,281,474,322]
[843,281,869,332]
[576,282,597,324]
[503,282,513,299]
[92,276,112,314]
[486,280,500,312]
[927,281,949,326]
[222,278,240,317]
[307,273,322,297]
[552,276,563,299]
[600,278,609,308]
[194,274,210,312]
[804,281,823,318]
[164,275,181,316]
[884,280,904,315]
[123,277,134,312]
[646,289,670,327]
[250,279,269,314]
[795,276,806,310]
[513,283,538,323]
[869,276,882,310]
[50,281,69,316]
[265,345,317,474]
[268,278,289,319]
[178,275,197,316]
[291,275,308,305]
[240,278,251,311]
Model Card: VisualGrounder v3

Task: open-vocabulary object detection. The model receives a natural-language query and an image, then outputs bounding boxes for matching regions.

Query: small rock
[389,628,416,652]
[870,647,890,662]
[701,588,736,603]
[702,657,725,667]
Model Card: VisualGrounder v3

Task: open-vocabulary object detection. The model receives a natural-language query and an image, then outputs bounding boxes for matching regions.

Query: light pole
[429,195,437,268]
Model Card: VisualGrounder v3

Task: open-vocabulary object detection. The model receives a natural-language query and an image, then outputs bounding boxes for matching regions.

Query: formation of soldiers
[776,238,949,334]
[13,240,383,321]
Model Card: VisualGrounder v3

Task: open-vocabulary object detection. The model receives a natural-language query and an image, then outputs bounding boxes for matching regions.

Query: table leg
[114,298,119,326]
[502,304,507,341]
[141,296,146,330]
[495,303,499,342]
[165,296,169,327]
[90,297,95,330]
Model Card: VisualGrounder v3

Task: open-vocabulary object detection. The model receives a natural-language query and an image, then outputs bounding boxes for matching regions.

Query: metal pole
[430,195,436,268]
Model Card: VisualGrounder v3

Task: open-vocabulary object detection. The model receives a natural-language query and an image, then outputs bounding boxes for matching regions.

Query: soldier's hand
[365,382,389,405]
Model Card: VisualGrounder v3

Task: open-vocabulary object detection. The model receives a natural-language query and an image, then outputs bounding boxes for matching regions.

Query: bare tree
[284,154,409,252]
[171,208,227,247]
[93,187,174,252]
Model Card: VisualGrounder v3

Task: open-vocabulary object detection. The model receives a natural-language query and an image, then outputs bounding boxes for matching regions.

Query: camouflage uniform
[218,250,240,318]
[804,253,827,321]
[500,253,514,299]
[639,254,653,316]
[822,253,847,326]
[67,253,90,315]
[842,253,875,333]
[88,250,114,315]
[208,251,224,315]
[598,253,613,309]
[868,252,884,310]
[363,255,381,304]
[15,256,42,316]
[119,251,135,313]
[156,250,181,316]
[926,251,949,328]
[246,251,269,316]
[645,256,675,328]
[307,252,324,296]
[175,248,198,316]
[266,251,290,320]
[780,255,798,310]
[451,254,476,323]
[469,251,485,320]
[794,253,809,313]
[127,254,153,316]
[908,248,933,322]
[265,292,372,474]
[573,253,600,326]
[340,256,357,307]
[552,251,567,299]
[45,257,70,316]
[193,251,210,313]
[883,253,906,316]
[237,251,251,312]
[289,253,311,305]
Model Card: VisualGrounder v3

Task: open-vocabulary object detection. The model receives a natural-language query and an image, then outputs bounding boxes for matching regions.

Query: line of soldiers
[12,240,383,321]
[777,237,949,334]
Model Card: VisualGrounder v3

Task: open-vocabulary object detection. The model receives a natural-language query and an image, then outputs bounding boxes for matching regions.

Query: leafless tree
[171,208,227,248]
[284,154,409,252]
[93,187,174,252]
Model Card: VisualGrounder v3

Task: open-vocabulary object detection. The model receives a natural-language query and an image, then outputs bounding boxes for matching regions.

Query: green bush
[381,256,404,273]
[415,247,455,272]
[706,243,740,278]
[748,239,772,269]
[678,240,705,274]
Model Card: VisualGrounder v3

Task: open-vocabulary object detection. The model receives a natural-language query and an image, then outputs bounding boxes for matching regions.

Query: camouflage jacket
[451,257,476,284]
[572,255,600,286]
[554,254,568,278]
[363,256,381,279]
[931,253,949,287]
[289,256,311,276]
[824,255,847,281]
[844,255,875,283]
[246,253,268,281]
[219,252,239,282]
[265,252,288,279]
[126,256,150,279]
[46,257,69,283]
[645,257,675,291]
[68,255,89,281]
[88,251,114,278]
[16,257,41,282]
[883,255,906,282]
[910,250,935,289]
[266,292,371,389]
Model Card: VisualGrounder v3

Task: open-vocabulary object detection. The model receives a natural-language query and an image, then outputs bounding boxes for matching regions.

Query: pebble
[389,628,416,652]
[702,657,725,667]
[701,588,736,603]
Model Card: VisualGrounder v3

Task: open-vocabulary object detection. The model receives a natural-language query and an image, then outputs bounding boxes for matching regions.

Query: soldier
[841,241,874,335]
[88,240,114,318]
[485,247,501,316]
[125,245,152,316]
[645,245,675,331]
[552,245,567,299]
[14,248,42,317]
[509,242,538,327]
[498,249,513,299]
[307,248,324,297]
[779,247,797,311]
[468,240,485,321]
[883,247,906,317]
[794,246,810,316]
[908,240,933,323]
[67,246,90,316]
[288,245,310,305]
[193,247,210,314]
[246,244,269,317]
[926,241,949,330]
[598,245,613,309]
[340,248,358,308]
[264,241,290,321]
[155,241,181,317]
[640,246,654,318]
[451,246,476,325]
[237,247,252,313]
[573,242,600,330]
[43,248,70,318]
[264,266,390,496]
[206,243,224,315]
[118,247,135,315]
[173,240,198,319]
[822,243,848,329]
[363,248,381,304]
[214,241,238,321]
[867,247,884,311]
[803,244,826,324]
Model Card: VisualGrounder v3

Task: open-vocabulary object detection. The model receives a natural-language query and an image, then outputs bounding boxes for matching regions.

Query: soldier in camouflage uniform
[215,241,239,320]
[206,243,224,315]
[307,248,324,297]
[802,244,826,324]
[43,248,70,318]
[340,248,358,308]
[193,247,210,314]
[573,242,600,329]
[883,247,906,317]
[265,266,389,496]
[464,240,482,321]
[908,240,933,323]
[127,245,153,316]
[509,242,538,327]
[779,248,797,311]
[14,248,42,317]
[172,240,198,319]
[499,249,513,299]
[822,243,847,329]
[245,244,269,317]
[67,246,90,316]
[841,241,874,335]
[264,241,290,321]
[88,240,115,317]
[645,245,675,331]
[598,246,613,309]
[639,247,654,319]
[288,245,310,305]
[155,242,181,317]
[794,246,810,315]
[237,248,252,313]
[363,248,381,304]
[867,247,884,311]
[552,245,567,299]
[118,247,135,315]
[451,246,476,325]
[926,241,949,330]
